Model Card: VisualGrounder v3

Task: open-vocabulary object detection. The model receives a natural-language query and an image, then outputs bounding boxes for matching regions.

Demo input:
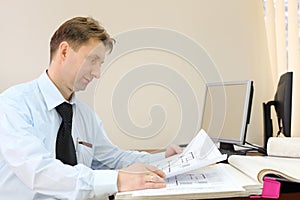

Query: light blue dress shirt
[0,71,164,199]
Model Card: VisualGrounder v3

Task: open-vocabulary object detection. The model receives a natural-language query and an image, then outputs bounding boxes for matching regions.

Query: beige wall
[0,0,273,149]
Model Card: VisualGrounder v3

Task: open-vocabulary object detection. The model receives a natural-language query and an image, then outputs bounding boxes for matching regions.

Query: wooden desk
[115,192,300,200]
[224,193,300,200]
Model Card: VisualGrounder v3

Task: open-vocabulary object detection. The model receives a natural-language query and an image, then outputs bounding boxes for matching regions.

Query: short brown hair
[50,16,114,61]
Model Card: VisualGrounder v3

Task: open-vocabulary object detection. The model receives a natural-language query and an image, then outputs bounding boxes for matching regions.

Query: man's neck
[46,69,73,101]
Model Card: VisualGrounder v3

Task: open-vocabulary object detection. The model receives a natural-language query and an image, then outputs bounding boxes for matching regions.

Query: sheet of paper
[132,164,244,196]
[151,129,227,178]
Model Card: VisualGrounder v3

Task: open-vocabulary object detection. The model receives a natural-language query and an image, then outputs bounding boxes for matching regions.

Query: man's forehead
[85,42,106,57]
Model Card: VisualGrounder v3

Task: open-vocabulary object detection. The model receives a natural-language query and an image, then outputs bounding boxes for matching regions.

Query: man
[0,17,182,199]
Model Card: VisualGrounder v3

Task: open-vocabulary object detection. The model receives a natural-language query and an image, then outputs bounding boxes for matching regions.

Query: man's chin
[74,84,88,92]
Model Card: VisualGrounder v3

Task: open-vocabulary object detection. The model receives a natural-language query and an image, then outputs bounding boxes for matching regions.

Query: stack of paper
[116,130,263,200]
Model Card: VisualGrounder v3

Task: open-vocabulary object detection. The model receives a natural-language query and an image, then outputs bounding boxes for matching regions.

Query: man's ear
[58,41,70,62]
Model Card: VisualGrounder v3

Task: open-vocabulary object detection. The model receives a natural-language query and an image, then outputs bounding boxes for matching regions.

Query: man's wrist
[93,170,118,198]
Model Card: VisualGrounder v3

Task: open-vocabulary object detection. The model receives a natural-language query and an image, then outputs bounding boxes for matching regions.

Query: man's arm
[0,100,114,199]
[92,114,183,169]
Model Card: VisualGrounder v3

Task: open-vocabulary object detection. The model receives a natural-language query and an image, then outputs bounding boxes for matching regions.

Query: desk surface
[224,193,300,200]
[115,192,300,200]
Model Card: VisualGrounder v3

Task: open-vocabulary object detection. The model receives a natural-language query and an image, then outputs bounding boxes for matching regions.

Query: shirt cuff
[93,170,118,198]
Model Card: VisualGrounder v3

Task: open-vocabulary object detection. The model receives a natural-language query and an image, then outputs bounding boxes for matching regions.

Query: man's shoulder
[0,79,39,104]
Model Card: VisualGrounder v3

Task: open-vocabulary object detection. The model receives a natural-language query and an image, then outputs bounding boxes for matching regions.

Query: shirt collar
[37,70,76,111]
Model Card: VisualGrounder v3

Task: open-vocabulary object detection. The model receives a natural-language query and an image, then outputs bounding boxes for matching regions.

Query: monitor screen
[274,72,293,137]
[201,80,253,147]
[262,72,293,148]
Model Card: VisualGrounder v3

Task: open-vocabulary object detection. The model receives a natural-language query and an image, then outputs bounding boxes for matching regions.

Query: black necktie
[55,102,77,166]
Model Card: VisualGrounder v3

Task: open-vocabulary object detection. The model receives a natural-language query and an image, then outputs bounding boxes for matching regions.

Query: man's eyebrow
[88,55,100,59]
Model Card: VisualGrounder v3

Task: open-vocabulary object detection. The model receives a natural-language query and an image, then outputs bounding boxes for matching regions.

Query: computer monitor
[200,80,254,153]
[263,72,293,148]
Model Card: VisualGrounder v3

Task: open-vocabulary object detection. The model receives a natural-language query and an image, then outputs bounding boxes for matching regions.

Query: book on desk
[228,155,300,194]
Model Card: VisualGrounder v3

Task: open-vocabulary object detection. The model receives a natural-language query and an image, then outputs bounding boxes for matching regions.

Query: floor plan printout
[132,164,244,196]
[151,129,227,178]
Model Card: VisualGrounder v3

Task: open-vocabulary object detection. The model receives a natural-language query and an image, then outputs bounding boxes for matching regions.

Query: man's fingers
[117,163,167,192]
[145,165,166,178]
[145,173,165,183]
[145,181,166,189]
[153,169,166,178]
[173,144,183,154]
[165,144,183,158]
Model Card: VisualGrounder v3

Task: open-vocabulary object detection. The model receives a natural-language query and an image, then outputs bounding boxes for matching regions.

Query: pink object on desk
[250,177,281,199]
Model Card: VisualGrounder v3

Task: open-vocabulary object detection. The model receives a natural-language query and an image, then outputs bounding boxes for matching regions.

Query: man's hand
[117,163,166,192]
[165,144,183,158]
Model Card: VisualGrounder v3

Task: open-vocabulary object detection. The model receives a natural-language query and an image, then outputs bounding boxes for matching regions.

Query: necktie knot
[55,102,73,123]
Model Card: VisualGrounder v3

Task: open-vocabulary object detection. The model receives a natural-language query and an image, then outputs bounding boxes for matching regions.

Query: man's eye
[90,59,97,64]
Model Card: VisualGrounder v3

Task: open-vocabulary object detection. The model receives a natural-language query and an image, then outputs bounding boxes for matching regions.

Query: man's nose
[91,66,101,79]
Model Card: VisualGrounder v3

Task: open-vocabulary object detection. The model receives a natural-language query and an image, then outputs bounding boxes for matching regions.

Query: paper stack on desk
[116,163,262,199]
[115,130,263,200]
[128,164,247,198]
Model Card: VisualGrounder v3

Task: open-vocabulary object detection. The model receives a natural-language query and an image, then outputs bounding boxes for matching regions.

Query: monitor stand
[263,101,276,149]
[219,142,246,156]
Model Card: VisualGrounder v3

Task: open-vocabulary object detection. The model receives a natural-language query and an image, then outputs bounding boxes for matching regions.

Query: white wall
[0,0,273,149]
